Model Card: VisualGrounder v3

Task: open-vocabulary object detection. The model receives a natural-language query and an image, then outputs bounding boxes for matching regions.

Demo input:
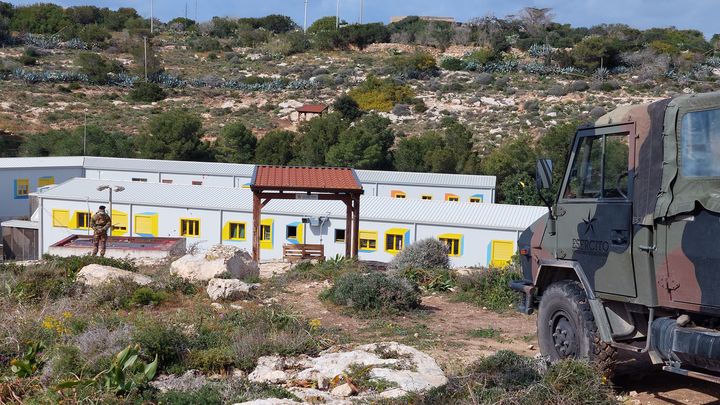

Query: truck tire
[537,280,616,374]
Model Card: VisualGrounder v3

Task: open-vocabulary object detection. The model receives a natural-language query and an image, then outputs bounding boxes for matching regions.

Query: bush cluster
[320,271,421,315]
[454,268,522,312]
[415,350,615,405]
[388,238,450,272]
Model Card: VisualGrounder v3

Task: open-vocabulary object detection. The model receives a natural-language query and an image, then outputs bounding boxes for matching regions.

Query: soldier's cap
[99,205,106,210]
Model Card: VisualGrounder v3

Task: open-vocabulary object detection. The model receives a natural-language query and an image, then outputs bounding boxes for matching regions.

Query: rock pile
[170,245,259,282]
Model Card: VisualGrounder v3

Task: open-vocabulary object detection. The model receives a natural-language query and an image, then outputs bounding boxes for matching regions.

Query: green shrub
[440,57,466,71]
[464,48,495,65]
[42,255,135,277]
[4,262,80,302]
[189,36,222,52]
[454,268,521,312]
[284,256,361,282]
[187,347,235,373]
[413,350,615,405]
[388,238,450,272]
[129,287,168,307]
[320,272,421,315]
[348,75,415,112]
[229,307,329,371]
[400,267,456,292]
[132,319,190,371]
[391,51,438,79]
[129,81,167,103]
[155,380,297,405]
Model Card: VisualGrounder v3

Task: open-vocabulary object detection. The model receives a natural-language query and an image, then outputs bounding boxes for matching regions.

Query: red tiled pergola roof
[250,165,363,193]
[296,104,328,114]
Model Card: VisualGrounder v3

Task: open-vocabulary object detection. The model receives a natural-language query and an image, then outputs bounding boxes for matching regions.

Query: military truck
[512,92,720,383]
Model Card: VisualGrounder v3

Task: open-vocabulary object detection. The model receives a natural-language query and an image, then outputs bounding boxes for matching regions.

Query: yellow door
[491,240,514,268]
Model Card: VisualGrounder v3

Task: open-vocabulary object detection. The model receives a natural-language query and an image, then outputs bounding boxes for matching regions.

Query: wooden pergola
[249,165,363,262]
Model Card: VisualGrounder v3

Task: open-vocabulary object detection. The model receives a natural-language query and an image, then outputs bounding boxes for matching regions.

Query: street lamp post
[96,185,125,229]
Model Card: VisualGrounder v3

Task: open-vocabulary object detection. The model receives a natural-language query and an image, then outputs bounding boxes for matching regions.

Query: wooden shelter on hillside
[296,104,329,121]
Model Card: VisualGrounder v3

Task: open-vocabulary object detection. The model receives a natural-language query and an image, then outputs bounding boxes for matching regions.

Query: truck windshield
[681,108,720,177]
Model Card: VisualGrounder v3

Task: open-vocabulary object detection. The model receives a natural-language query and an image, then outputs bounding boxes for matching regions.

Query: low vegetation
[320,271,422,315]
[454,267,523,312]
[408,350,616,405]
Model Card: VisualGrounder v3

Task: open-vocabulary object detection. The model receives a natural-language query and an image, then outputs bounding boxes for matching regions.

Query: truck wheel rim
[550,310,577,358]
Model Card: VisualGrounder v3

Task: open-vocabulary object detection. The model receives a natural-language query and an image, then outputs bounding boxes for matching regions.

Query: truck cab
[513,92,720,382]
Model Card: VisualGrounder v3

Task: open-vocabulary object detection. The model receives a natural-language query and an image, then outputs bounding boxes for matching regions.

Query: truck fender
[536,260,614,343]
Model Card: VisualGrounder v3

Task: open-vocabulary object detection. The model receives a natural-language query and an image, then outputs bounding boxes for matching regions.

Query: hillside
[0,3,718,204]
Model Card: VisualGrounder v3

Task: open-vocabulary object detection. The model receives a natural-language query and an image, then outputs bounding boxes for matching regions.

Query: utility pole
[360,0,364,24]
[150,0,154,34]
[83,110,87,156]
[303,0,308,32]
[336,0,340,28]
[143,36,148,80]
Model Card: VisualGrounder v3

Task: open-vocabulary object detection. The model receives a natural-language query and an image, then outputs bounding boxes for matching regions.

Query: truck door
[554,124,637,297]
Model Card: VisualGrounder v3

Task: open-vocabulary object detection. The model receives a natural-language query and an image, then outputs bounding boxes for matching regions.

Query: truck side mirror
[535,159,553,190]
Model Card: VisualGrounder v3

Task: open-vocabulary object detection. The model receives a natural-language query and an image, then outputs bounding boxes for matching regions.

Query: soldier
[90,205,112,257]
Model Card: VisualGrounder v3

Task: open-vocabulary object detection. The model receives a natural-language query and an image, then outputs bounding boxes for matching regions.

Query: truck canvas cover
[657,92,720,219]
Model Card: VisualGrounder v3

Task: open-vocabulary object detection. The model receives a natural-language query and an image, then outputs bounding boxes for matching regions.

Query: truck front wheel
[537,281,615,372]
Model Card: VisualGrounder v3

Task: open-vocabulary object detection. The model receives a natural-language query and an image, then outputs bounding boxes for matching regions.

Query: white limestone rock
[170,245,259,282]
[76,264,151,287]
[248,342,447,401]
[207,278,258,301]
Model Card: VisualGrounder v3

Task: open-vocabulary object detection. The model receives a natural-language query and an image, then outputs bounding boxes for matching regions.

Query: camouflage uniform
[90,209,112,257]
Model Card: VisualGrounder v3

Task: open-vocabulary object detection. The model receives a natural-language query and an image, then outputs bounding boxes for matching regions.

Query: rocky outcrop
[170,245,259,282]
[207,278,259,301]
[247,342,447,402]
[76,264,152,287]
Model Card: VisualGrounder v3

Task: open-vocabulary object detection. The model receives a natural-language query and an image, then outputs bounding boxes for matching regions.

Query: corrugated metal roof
[355,169,496,188]
[1,156,496,190]
[252,166,362,191]
[35,179,544,231]
[83,156,255,177]
[0,156,84,169]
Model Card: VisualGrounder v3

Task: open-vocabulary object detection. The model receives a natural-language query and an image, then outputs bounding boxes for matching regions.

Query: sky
[7,0,719,37]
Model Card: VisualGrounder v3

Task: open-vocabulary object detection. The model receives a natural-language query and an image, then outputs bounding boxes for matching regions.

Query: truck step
[662,366,720,384]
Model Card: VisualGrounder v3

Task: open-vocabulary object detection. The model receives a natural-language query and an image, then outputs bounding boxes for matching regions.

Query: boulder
[170,245,259,282]
[207,278,258,301]
[76,264,152,287]
[248,342,447,400]
[150,369,207,393]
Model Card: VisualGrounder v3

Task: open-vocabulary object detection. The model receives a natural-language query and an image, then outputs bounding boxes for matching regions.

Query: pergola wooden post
[249,166,363,262]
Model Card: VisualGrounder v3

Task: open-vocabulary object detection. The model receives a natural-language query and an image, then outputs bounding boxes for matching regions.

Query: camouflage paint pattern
[518,92,720,317]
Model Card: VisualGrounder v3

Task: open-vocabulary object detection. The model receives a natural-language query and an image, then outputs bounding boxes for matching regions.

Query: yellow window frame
[72,210,91,229]
[38,176,55,187]
[491,240,515,268]
[111,210,128,236]
[421,195,433,200]
[260,218,273,250]
[358,230,378,251]
[445,193,459,202]
[180,218,200,237]
[391,190,406,199]
[384,228,409,254]
[52,209,69,228]
[223,221,247,241]
[14,178,29,198]
[470,197,482,203]
[134,213,159,237]
[439,233,462,257]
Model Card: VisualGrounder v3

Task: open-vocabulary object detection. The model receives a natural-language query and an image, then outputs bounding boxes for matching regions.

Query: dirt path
[275,281,720,404]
